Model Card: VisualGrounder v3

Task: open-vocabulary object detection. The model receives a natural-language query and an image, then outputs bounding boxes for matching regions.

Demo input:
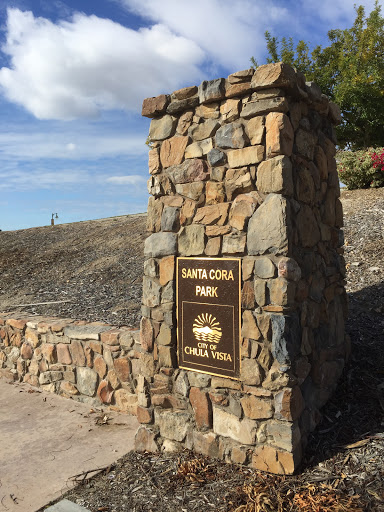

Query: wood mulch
[1,189,383,512]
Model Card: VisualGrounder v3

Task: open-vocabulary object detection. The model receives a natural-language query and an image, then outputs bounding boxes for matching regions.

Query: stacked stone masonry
[0,313,141,414]
[138,62,348,474]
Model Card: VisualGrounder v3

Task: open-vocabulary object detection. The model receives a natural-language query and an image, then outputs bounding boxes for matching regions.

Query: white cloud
[0,130,148,160]
[0,8,204,120]
[106,175,145,185]
[121,0,289,71]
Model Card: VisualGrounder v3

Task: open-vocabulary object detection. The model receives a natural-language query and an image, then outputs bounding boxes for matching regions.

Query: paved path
[0,378,139,512]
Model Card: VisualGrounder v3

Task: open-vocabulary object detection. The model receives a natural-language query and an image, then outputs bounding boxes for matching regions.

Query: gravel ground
[1,188,383,512]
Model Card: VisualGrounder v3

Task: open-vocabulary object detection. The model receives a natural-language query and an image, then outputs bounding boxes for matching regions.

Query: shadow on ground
[303,281,384,467]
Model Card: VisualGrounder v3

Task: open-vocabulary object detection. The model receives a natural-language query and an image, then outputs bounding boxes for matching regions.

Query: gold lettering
[182,268,186,278]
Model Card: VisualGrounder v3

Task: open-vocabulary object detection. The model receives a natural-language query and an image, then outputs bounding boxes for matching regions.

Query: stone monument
[135,62,347,474]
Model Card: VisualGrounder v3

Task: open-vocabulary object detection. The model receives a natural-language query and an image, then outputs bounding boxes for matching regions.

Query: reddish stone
[97,379,114,404]
[274,387,305,421]
[140,317,154,352]
[41,344,56,364]
[20,343,33,360]
[114,358,131,382]
[137,406,153,424]
[6,318,27,330]
[11,332,22,347]
[159,255,175,286]
[69,340,86,366]
[142,94,169,118]
[100,330,120,346]
[57,344,72,365]
[94,355,107,378]
[189,387,212,428]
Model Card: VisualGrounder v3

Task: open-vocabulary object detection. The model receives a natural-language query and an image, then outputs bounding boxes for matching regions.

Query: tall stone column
[135,63,347,474]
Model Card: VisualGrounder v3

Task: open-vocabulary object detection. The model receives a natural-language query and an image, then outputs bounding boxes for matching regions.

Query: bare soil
[1,188,383,512]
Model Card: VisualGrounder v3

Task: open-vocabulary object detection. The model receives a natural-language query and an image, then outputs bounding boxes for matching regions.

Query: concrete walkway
[0,378,139,512]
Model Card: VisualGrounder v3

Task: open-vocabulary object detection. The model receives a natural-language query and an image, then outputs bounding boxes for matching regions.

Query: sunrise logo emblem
[192,313,222,344]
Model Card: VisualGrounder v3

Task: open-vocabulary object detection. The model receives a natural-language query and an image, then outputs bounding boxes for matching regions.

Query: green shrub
[337,148,384,189]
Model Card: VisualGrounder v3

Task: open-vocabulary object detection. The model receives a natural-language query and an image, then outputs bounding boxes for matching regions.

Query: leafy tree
[252,2,384,149]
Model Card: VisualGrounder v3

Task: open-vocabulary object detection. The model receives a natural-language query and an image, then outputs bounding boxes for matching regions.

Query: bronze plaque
[177,257,241,379]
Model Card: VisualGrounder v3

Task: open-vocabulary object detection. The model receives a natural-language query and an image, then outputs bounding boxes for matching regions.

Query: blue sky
[0,0,378,231]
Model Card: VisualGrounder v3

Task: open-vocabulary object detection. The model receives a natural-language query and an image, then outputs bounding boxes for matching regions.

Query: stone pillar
[135,62,347,474]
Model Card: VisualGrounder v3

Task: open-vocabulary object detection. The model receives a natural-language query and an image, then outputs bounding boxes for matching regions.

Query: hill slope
[0,214,147,326]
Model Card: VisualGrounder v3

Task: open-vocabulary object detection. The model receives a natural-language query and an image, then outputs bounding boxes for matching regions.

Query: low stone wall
[0,312,140,414]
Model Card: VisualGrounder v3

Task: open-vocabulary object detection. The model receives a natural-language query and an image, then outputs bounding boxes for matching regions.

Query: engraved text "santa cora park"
[181,267,234,298]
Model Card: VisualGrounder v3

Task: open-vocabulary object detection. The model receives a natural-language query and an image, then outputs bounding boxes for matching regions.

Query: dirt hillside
[0,213,147,327]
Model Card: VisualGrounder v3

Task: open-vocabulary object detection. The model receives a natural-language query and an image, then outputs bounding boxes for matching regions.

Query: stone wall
[0,312,140,414]
[136,62,348,474]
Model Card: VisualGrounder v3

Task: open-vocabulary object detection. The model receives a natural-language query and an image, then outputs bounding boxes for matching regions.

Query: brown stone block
[69,340,86,366]
[100,330,120,346]
[135,426,159,452]
[148,148,161,175]
[41,344,56,364]
[177,110,193,135]
[205,225,230,236]
[227,145,264,168]
[206,181,225,204]
[189,387,212,429]
[268,277,296,306]
[6,318,27,330]
[225,81,252,98]
[114,358,131,382]
[251,62,297,90]
[20,342,33,360]
[25,328,40,348]
[241,395,273,419]
[137,406,153,424]
[172,85,197,100]
[93,354,107,378]
[160,135,189,168]
[255,310,273,340]
[229,194,258,230]
[242,311,261,340]
[274,387,304,421]
[205,237,221,256]
[142,94,169,118]
[23,373,39,387]
[159,255,175,286]
[140,317,154,352]
[251,445,300,474]
[241,281,255,310]
[194,203,230,226]
[256,155,293,196]
[265,112,294,158]
[192,431,220,458]
[114,388,138,415]
[245,115,265,145]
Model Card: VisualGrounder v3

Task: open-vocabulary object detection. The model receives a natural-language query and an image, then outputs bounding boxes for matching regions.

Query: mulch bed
[1,189,383,512]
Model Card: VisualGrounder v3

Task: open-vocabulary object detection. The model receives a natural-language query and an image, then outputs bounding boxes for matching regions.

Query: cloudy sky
[0,0,378,230]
